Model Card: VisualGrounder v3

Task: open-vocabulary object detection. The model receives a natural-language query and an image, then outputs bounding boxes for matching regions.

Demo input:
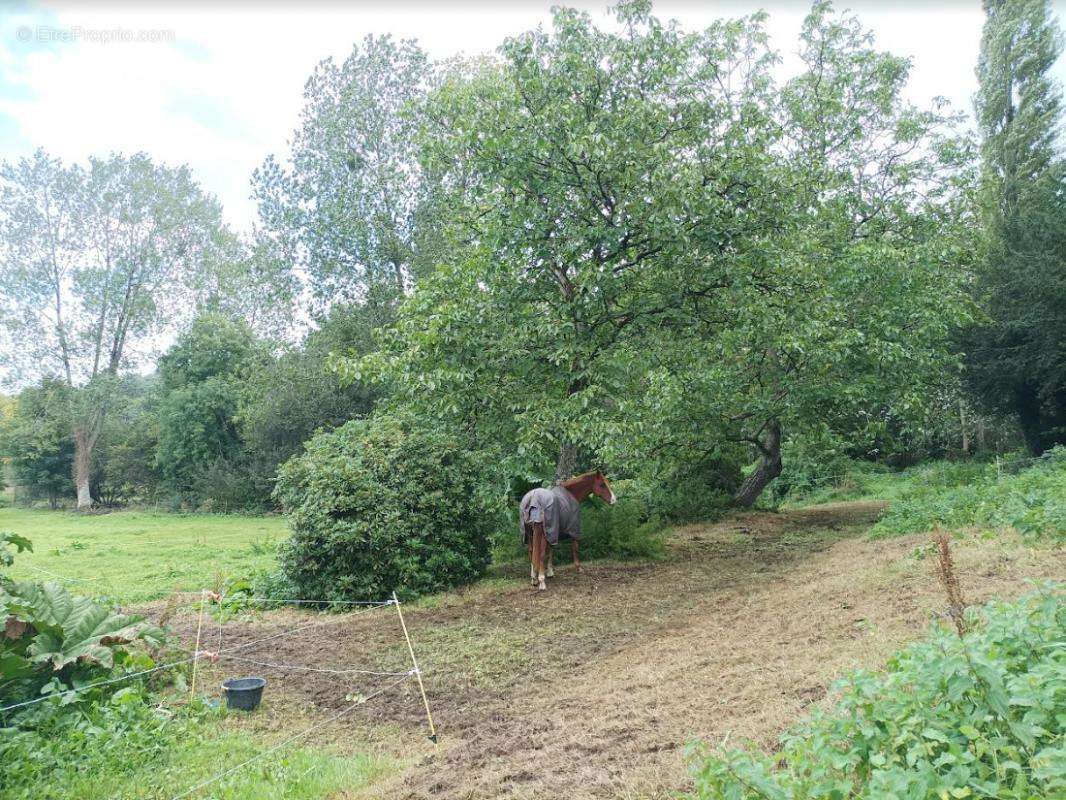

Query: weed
[933,530,968,636]
[691,588,1065,800]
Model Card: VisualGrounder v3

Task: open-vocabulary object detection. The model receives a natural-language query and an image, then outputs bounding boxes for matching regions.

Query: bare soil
[166,502,1063,800]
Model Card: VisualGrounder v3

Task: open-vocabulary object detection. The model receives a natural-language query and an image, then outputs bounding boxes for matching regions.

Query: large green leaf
[0,532,33,568]
[3,581,163,672]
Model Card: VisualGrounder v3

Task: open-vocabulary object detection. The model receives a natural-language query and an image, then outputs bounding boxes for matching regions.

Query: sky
[1,1,1065,233]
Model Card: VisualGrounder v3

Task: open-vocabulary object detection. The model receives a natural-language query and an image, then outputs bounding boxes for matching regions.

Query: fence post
[392,591,437,742]
[190,589,206,697]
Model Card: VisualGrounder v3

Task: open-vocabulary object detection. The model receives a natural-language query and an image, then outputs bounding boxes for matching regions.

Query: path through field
[174,502,1062,800]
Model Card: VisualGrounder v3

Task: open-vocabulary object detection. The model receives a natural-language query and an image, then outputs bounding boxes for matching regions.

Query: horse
[518,470,616,591]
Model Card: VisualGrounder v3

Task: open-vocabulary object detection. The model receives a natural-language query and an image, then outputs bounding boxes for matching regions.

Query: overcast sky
[2,1,1065,232]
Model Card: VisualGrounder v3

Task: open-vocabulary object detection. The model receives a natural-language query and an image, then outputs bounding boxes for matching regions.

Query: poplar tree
[965,0,1066,454]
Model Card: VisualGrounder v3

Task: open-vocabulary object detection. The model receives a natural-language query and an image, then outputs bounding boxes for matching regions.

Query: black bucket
[221,677,266,711]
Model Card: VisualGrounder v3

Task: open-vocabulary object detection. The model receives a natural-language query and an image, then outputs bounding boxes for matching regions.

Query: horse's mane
[560,470,600,486]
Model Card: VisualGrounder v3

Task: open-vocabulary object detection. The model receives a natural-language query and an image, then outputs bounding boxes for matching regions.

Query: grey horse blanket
[519,486,581,546]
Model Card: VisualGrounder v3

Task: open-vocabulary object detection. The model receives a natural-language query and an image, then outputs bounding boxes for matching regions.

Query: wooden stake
[392,591,437,743]
[190,589,206,698]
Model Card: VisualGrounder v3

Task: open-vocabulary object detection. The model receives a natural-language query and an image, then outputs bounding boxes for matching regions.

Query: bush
[691,588,1065,800]
[0,686,190,797]
[772,427,858,503]
[640,458,741,524]
[871,448,1066,539]
[579,490,665,560]
[274,414,504,601]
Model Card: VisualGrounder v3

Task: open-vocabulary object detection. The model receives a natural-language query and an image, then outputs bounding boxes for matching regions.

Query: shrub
[772,427,858,502]
[579,491,665,560]
[0,534,163,713]
[0,686,190,797]
[691,588,1065,800]
[641,458,741,524]
[274,414,504,601]
[871,448,1066,539]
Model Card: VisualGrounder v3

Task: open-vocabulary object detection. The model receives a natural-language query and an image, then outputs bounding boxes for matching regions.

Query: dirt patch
[164,502,1062,799]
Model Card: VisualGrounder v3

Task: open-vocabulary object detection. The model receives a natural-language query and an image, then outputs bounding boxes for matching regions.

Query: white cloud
[1,2,1063,231]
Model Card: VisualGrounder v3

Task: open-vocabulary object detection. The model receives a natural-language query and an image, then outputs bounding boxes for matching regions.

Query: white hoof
[546,565,555,578]
[538,575,547,591]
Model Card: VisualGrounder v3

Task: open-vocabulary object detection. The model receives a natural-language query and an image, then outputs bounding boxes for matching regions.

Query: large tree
[623,2,977,506]
[964,0,1066,454]
[358,1,974,503]
[359,1,786,481]
[253,35,437,316]
[0,151,226,508]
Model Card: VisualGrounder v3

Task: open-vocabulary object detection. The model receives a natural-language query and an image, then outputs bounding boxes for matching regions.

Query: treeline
[0,309,376,510]
[2,0,1064,518]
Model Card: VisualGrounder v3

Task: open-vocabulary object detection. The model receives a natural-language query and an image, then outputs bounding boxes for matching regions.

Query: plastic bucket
[221,677,266,711]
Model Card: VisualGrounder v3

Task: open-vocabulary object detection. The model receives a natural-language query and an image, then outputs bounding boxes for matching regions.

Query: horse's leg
[572,539,580,573]
[533,523,547,591]
[526,525,536,584]
[546,544,554,578]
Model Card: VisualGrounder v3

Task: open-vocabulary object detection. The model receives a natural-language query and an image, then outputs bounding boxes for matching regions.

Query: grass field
[0,507,288,603]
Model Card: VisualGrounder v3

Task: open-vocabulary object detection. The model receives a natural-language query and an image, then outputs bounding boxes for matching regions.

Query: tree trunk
[960,400,970,455]
[1015,387,1046,456]
[734,419,783,508]
[555,441,578,482]
[73,423,99,511]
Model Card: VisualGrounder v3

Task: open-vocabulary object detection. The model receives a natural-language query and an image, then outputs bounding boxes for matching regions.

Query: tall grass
[870,449,1066,539]
[0,692,391,800]
[785,448,1066,540]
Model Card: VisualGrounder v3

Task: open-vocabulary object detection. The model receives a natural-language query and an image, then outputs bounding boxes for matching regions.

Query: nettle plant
[690,588,1065,800]
[0,533,163,714]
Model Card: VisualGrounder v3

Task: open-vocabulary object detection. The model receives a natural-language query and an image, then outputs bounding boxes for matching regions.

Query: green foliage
[1,692,389,800]
[237,304,381,501]
[90,376,160,507]
[0,531,32,569]
[1,378,75,507]
[249,567,300,609]
[153,315,267,506]
[154,377,243,496]
[1,687,188,795]
[964,0,1066,454]
[635,459,741,524]
[579,493,665,561]
[871,449,1066,539]
[1,535,164,726]
[0,578,163,710]
[274,414,503,600]
[0,151,236,508]
[690,588,1066,800]
[352,1,976,508]
[253,34,433,311]
[772,427,859,503]
[157,314,264,393]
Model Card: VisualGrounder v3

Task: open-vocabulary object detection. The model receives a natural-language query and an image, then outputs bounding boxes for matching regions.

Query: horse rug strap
[520,486,581,546]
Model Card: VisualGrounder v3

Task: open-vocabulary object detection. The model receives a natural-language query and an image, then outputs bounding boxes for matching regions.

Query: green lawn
[0,507,288,604]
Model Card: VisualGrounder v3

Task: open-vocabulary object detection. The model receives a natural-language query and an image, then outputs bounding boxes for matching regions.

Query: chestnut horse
[519,471,616,591]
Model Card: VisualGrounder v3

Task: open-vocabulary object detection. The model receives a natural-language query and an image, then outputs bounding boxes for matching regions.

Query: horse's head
[591,471,616,505]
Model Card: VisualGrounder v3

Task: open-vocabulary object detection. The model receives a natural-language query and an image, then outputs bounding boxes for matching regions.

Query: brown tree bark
[72,411,103,511]
[733,419,783,508]
[960,400,970,455]
[555,441,578,482]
